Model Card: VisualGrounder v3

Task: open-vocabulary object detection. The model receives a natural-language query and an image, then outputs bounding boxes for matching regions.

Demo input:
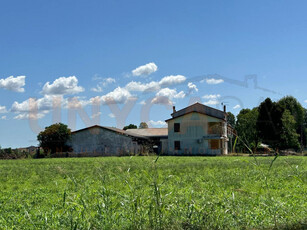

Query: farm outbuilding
[68,102,230,156]
[67,126,149,156]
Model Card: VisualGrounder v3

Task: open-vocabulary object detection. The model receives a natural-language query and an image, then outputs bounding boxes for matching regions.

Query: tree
[123,124,137,130]
[280,109,300,150]
[277,96,305,150]
[256,98,284,151]
[227,112,235,128]
[139,122,148,129]
[235,108,259,151]
[37,123,71,154]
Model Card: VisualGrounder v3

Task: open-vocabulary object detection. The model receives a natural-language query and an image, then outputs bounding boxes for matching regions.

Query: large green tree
[280,109,300,150]
[256,98,283,151]
[235,108,259,151]
[277,96,305,149]
[37,123,71,154]
[227,112,235,128]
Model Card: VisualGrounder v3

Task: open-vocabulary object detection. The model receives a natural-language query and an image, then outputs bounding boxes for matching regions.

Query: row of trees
[228,96,307,152]
[123,122,148,130]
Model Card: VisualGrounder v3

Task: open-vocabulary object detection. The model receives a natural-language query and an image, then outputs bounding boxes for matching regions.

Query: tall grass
[0,156,306,229]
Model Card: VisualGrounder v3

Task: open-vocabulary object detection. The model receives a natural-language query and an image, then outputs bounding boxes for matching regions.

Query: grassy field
[0,156,306,229]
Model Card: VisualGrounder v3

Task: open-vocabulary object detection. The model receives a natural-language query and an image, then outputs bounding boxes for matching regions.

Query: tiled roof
[166,102,226,121]
[71,125,148,139]
[125,128,168,137]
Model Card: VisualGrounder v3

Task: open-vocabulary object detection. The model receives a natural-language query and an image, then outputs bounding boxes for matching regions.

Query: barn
[68,102,229,156]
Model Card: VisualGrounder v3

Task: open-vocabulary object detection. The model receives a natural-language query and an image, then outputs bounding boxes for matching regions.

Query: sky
[1,0,307,148]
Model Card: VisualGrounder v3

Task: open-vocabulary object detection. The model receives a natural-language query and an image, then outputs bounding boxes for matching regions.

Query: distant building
[17,146,38,155]
[68,103,230,156]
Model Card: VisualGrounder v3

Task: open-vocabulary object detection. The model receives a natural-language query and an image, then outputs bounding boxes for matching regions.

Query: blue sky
[1,0,307,148]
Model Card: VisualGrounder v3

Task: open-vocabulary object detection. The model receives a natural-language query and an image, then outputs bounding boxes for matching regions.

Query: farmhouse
[68,102,229,156]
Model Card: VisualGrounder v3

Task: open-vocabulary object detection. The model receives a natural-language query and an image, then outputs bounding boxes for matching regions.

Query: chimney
[173,106,176,113]
[223,105,226,113]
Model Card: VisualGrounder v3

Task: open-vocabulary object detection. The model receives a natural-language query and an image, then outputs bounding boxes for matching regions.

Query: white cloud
[11,95,65,120]
[304,99,307,103]
[1,116,7,120]
[159,75,186,87]
[91,78,116,92]
[125,81,160,92]
[149,120,167,127]
[99,87,132,105]
[151,88,185,105]
[91,85,103,93]
[233,104,241,109]
[202,94,221,106]
[0,106,7,113]
[203,78,224,84]
[66,97,90,109]
[108,113,115,118]
[42,76,84,95]
[187,82,198,94]
[91,112,102,119]
[13,112,47,120]
[132,62,158,76]
[0,76,26,92]
[204,99,220,105]
[202,94,221,99]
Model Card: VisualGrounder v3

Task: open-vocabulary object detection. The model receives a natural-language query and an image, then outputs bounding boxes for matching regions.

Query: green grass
[0,156,306,229]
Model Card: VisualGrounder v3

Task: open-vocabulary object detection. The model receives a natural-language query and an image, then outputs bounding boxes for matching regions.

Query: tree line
[227,96,307,153]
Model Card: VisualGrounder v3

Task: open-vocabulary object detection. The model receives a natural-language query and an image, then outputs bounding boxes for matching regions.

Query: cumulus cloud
[132,62,158,76]
[203,94,221,106]
[91,78,116,92]
[99,87,132,105]
[14,112,47,120]
[305,99,307,103]
[202,94,221,99]
[201,78,224,84]
[152,88,185,105]
[11,95,65,120]
[0,76,26,92]
[125,81,160,92]
[159,75,186,87]
[0,106,7,113]
[148,120,167,127]
[204,100,220,105]
[1,115,7,120]
[42,76,84,95]
[187,82,198,94]
[233,104,241,109]
[125,75,186,93]
[66,97,90,109]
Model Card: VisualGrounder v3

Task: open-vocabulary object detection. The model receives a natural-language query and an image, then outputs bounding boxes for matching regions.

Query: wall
[67,127,144,156]
[167,112,227,155]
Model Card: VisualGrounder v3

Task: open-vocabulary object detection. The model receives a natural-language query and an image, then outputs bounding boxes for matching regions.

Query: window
[210,139,220,149]
[174,123,180,132]
[208,122,221,135]
[174,141,181,150]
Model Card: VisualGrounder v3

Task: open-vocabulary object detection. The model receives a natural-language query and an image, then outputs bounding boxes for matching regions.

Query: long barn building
[68,103,230,156]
